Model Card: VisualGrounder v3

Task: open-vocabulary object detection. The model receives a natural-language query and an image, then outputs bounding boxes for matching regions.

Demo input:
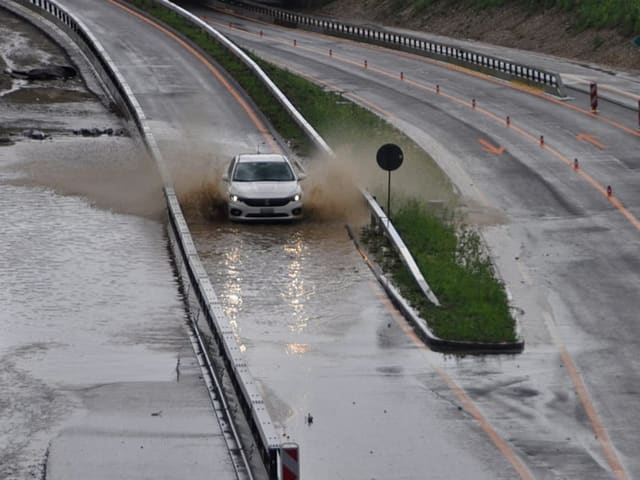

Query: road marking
[208,5,640,139]
[543,314,627,479]
[204,17,640,233]
[352,241,534,480]
[100,4,632,478]
[576,133,605,149]
[106,0,280,153]
[479,138,505,155]
[434,366,534,480]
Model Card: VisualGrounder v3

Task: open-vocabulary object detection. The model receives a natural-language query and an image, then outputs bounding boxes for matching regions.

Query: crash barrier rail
[213,0,565,95]
[362,191,440,306]
[165,188,281,478]
[10,0,282,477]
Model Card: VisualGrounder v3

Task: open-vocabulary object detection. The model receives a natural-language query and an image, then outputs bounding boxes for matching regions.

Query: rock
[74,127,124,137]
[8,64,77,81]
[22,129,49,140]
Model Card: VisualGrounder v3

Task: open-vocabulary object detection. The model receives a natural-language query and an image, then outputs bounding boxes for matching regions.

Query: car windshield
[233,161,295,182]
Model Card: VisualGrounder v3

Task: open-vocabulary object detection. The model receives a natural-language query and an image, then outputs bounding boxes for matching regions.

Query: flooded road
[0,5,235,479]
[190,219,514,479]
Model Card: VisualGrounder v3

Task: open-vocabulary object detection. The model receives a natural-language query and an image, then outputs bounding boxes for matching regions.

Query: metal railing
[213,0,565,94]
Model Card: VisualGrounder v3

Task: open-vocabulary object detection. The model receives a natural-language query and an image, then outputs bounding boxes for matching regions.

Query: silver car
[222,153,305,221]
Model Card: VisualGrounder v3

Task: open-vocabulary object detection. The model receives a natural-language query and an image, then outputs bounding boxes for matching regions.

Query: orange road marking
[204,16,640,233]
[104,5,630,478]
[354,245,533,479]
[106,0,280,152]
[544,314,628,480]
[479,138,505,155]
[206,5,640,139]
[576,133,605,149]
[434,366,534,480]
[559,347,627,479]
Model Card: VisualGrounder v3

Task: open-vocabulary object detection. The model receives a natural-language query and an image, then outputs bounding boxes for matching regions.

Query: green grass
[363,201,515,342]
[408,0,640,35]
[126,0,516,343]
[128,0,313,155]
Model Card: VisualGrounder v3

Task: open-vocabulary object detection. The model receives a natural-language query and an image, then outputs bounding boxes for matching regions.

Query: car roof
[236,153,289,164]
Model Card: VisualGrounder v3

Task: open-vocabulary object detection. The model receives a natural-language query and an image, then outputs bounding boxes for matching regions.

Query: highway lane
[56,0,535,478]
[191,5,640,478]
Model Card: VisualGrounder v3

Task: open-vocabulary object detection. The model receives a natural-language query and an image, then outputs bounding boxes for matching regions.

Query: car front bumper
[227,199,303,221]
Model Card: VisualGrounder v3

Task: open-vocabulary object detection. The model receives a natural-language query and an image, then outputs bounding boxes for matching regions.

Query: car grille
[246,212,290,218]
[242,197,291,207]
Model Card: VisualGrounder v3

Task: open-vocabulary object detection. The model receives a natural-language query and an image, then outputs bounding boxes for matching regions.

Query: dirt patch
[311,1,640,72]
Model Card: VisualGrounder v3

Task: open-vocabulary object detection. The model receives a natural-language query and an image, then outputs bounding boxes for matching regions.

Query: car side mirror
[297,172,307,181]
[222,173,229,182]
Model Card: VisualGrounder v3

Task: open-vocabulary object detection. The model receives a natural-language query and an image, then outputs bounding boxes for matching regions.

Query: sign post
[376,143,404,221]
[590,82,598,112]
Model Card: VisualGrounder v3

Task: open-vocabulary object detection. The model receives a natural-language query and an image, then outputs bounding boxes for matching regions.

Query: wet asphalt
[0,5,236,479]
[3,1,639,479]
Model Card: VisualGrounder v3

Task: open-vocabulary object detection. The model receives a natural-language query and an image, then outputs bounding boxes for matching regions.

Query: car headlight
[229,194,238,202]
[293,194,301,202]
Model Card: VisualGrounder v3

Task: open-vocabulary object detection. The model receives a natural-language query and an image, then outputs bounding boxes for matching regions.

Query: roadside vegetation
[363,202,515,342]
[127,0,517,344]
[382,0,640,35]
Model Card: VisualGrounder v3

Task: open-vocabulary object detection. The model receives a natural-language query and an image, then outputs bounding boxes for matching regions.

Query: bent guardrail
[212,0,565,95]
[8,0,282,476]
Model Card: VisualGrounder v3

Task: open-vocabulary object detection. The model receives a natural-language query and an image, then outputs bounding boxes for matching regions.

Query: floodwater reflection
[191,220,366,354]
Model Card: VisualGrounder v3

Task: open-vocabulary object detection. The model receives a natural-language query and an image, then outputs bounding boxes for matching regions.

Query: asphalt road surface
[3,0,638,478]
[187,3,640,479]
[53,0,530,478]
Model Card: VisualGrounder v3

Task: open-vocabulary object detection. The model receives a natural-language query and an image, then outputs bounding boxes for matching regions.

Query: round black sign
[376,143,404,171]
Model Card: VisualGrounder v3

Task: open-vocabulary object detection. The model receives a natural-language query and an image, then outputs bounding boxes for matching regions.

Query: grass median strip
[363,201,516,343]
[127,0,517,344]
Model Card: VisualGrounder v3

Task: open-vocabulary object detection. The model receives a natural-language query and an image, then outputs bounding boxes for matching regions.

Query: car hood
[230,181,301,198]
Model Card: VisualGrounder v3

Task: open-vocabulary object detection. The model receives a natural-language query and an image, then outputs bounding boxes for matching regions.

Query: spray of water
[174,148,370,225]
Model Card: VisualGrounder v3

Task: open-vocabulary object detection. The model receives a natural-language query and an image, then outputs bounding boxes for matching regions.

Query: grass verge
[126,0,516,343]
[363,201,516,342]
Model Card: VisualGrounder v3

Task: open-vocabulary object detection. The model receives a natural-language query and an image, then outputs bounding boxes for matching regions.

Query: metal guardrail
[158,0,333,156]
[362,191,440,306]
[213,0,565,95]
[8,0,281,477]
